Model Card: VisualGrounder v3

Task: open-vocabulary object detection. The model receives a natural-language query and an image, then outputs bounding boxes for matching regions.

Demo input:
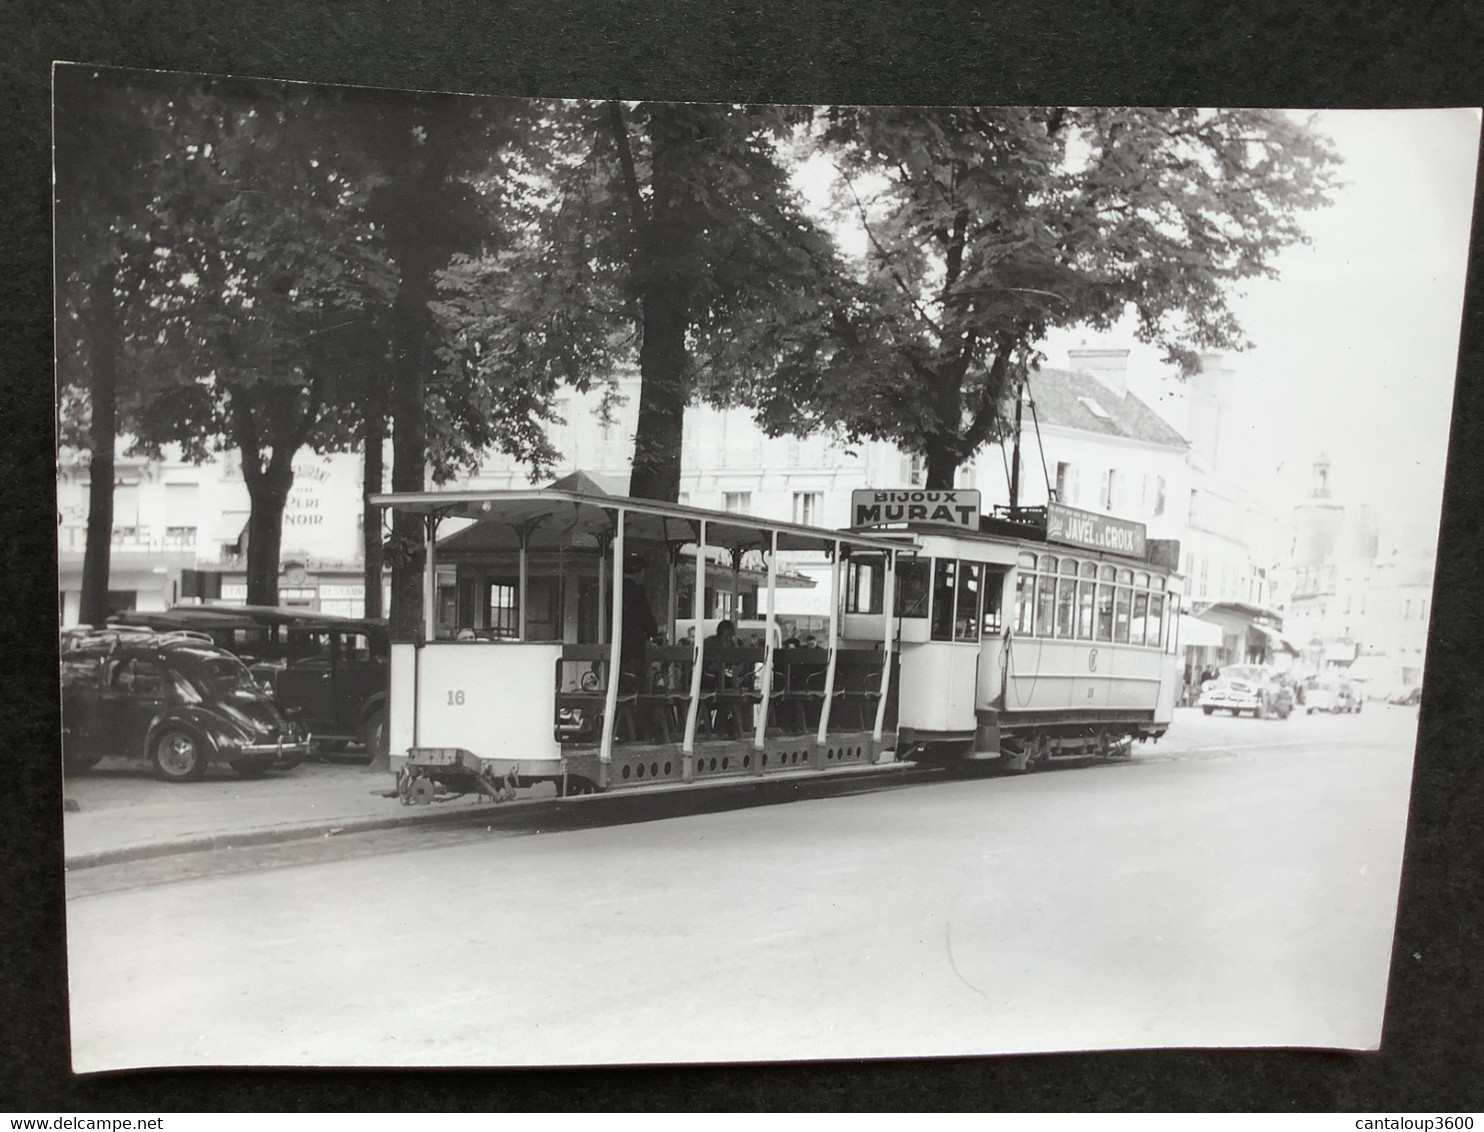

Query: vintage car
[110,606,389,759]
[60,627,309,781]
[1303,676,1362,714]
[1198,664,1295,719]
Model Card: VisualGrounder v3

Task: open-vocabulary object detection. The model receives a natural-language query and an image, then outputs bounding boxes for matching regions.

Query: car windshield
[175,649,261,697]
[1221,665,1268,683]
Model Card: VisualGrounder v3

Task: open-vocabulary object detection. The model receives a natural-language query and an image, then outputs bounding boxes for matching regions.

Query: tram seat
[639,645,694,744]
[700,647,763,739]
[772,649,826,734]
[834,648,883,732]
[555,645,639,744]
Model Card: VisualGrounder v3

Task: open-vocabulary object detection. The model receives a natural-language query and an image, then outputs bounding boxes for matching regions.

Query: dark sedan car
[60,628,309,781]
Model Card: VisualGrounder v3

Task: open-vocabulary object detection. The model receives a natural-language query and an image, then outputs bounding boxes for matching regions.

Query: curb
[64,794,568,871]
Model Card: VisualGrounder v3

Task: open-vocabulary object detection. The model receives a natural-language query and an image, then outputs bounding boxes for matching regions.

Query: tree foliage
[749,106,1340,488]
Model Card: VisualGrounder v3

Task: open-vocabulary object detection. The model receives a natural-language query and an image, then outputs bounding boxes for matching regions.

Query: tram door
[973,565,1010,711]
[897,557,984,736]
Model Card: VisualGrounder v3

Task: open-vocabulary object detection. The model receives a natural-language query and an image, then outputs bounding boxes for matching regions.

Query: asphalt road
[64,705,1419,1071]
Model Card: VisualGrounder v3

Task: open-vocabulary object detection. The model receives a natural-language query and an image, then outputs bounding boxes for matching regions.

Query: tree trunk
[388,288,431,643]
[628,275,688,501]
[924,440,960,490]
[362,371,386,620]
[78,275,119,627]
[626,105,693,504]
[243,458,293,606]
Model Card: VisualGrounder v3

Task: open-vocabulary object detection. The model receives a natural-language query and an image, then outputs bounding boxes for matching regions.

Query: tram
[373,484,1182,802]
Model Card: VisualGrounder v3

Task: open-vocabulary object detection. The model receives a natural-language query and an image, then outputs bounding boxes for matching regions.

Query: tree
[121,80,395,605]
[754,106,1339,488]
[54,66,181,625]
[528,100,845,502]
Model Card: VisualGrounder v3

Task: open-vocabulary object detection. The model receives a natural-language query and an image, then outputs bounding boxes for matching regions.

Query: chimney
[1068,346,1131,398]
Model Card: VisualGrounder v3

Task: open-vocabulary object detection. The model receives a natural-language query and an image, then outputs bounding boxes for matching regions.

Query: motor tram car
[372,485,1182,802]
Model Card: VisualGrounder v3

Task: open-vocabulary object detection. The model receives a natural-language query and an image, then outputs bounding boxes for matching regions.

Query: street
[65,705,1419,1071]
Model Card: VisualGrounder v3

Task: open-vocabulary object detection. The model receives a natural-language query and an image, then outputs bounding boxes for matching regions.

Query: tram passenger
[621,554,662,689]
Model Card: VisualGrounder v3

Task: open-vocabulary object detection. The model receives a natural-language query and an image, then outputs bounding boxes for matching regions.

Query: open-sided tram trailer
[374,487,1183,802]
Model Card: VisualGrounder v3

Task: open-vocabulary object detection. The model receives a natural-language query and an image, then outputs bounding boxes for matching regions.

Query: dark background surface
[3,0,1481,1112]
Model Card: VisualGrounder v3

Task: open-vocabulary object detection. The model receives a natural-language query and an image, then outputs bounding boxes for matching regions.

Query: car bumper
[225,737,312,757]
[1200,695,1260,710]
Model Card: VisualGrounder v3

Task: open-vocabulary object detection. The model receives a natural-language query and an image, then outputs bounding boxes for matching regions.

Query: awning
[1251,624,1302,655]
[1180,615,1225,648]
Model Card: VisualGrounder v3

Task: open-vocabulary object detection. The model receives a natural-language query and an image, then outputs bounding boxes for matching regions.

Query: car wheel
[152,728,207,782]
[362,707,388,759]
[1202,706,1214,716]
[1256,699,1269,720]
[231,757,274,779]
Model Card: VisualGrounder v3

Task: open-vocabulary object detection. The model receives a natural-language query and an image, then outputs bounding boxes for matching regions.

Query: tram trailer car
[373,487,1182,802]
[845,496,1183,772]
[373,487,908,803]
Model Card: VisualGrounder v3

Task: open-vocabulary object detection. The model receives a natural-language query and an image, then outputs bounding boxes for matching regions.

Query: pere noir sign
[851,489,981,529]
[1046,501,1147,558]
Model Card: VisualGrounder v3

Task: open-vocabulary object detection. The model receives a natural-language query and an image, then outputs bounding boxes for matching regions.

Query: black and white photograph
[51,64,1478,1073]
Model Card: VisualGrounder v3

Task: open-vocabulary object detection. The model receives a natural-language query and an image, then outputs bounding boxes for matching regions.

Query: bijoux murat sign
[851,489,981,529]
[1046,501,1148,558]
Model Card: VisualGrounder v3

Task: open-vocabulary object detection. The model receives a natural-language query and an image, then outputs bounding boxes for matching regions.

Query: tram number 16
[447,689,466,706]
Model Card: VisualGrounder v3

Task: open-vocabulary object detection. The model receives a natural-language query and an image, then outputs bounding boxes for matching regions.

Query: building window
[1055,462,1078,506]
[677,492,690,506]
[792,491,822,526]
[906,454,925,486]
[723,492,751,514]
[1100,469,1121,512]
[164,526,197,548]
[1153,475,1166,517]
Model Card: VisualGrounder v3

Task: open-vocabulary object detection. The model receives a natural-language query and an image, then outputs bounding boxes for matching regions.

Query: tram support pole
[600,509,625,769]
[681,520,707,778]
[422,512,439,643]
[752,529,779,756]
[816,540,841,745]
[872,548,896,749]
[517,527,529,642]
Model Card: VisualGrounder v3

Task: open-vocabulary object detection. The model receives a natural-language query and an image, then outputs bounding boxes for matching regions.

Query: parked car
[110,607,389,759]
[60,627,309,781]
[1303,676,1362,714]
[1198,664,1295,719]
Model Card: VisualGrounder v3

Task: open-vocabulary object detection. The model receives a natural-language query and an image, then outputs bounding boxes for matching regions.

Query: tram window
[931,559,957,641]
[1149,593,1165,652]
[896,559,930,618]
[1095,584,1115,641]
[1130,591,1149,646]
[1114,586,1132,643]
[1077,579,1096,639]
[1166,594,1181,653]
[955,562,983,641]
[1014,573,1035,635]
[982,571,1004,635]
[1036,570,1057,636]
[486,582,519,639]
[846,555,886,614]
[1056,577,1077,638]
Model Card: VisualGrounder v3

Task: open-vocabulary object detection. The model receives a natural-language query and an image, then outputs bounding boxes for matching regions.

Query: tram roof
[369,488,908,554]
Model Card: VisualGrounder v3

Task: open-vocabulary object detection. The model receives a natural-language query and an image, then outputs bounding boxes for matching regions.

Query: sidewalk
[62,757,544,869]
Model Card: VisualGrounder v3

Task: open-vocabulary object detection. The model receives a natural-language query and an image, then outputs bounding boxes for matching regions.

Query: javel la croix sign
[851,489,981,529]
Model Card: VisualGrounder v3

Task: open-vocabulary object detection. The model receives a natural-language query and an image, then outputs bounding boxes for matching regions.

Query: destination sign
[852,489,981,529]
[1046,501,1147,558]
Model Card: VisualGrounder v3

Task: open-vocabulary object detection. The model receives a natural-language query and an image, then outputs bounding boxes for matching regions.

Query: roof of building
[1027,367,1190,449]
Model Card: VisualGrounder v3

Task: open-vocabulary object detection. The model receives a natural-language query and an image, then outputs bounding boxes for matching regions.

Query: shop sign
[1046,502,1147,558]
[852,489,980,529]
[320,583,365,600]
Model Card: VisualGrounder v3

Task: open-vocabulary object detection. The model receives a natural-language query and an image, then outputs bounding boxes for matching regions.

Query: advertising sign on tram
[851,489,981,529]
[1046,501,1147,558]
